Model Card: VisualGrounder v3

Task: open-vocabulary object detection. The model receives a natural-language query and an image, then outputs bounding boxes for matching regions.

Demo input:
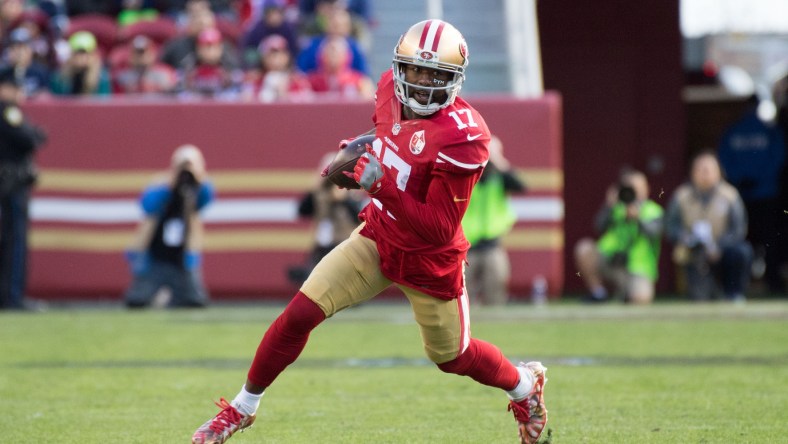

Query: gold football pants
[301,224,471,364]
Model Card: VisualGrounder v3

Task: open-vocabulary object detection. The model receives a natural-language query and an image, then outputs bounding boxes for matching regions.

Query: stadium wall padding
[24,95,563,301]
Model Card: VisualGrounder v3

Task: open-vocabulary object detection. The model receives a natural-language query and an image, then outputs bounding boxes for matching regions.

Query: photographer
[574,169,664,304]
[0,66,47,310]
[123,145,215,308]
[462,135,526,306]
[288,152,366,285]
[665,151,751,302]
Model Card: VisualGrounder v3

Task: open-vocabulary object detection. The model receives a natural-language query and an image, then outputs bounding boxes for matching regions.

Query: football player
[192,19,548,444]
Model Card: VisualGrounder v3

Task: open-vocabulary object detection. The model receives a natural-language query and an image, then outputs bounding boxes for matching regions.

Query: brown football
[324,134,376,189]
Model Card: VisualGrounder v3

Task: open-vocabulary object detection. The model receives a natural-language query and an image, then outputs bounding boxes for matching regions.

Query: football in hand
[324,134,376,189]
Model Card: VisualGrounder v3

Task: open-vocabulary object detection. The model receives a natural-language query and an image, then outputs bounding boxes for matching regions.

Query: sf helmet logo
[416,50,439,64]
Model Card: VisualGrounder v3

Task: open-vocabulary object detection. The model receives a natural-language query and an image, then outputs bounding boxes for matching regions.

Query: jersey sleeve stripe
[436,151,487,170]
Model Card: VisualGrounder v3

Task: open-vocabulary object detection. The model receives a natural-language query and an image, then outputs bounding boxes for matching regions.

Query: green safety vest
[596,200,663,280]
[462,174,517,245]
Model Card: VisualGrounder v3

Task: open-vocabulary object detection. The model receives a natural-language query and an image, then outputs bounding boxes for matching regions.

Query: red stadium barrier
[23,95,563,301]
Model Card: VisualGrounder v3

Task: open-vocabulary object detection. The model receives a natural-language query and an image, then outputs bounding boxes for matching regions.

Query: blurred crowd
[0,0,375,101]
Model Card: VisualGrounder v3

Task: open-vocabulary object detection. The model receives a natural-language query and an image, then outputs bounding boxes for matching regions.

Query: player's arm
[376,168,480,245]
[354,145,484,246]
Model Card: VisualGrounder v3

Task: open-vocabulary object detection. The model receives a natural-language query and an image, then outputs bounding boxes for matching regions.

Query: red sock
[437,338,520,390]
[247,292,326,389]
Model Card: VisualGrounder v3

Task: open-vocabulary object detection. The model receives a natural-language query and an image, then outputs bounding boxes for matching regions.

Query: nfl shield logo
[410,130,426,154]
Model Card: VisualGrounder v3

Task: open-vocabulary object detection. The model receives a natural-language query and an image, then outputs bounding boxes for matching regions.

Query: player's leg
[400,285,520,387]
[192,226,391,444]
[400,286,547,444]
[243,228,391,389]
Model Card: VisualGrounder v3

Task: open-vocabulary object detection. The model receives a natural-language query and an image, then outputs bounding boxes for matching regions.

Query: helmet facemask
[392,59,464,116]
[391,20,468,116]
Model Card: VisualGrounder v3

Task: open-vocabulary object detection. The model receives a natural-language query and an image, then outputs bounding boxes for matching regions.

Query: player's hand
[349,145,383,193]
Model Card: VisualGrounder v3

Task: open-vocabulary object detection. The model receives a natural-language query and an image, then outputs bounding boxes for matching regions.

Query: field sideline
[1,300,786,443]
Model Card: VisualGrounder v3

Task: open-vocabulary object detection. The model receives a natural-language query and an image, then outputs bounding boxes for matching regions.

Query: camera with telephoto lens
[617,184,636,204]
[174,168,199,197]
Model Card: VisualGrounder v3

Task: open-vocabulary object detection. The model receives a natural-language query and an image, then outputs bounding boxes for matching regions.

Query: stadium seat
[107,41,161,70]
[66,13,118,54]
[117,17,178,46]
[215,18,242,45]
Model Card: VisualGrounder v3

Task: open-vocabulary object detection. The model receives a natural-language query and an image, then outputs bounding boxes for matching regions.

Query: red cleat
[192,398,255,444]
[507,362,548,444]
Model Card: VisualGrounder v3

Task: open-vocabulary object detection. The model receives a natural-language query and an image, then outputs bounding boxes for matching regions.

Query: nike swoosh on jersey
[466,133,482,141]
[453,196,468,202]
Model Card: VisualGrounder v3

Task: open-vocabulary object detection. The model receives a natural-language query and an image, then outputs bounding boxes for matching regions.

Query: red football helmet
[393,19,469,116]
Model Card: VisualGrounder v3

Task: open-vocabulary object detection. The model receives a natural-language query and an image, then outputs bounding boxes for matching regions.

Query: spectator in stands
[240,0,298,65]
[240,33,311,102]
[117,0,160,26]
[123,144,215,308]
[179,26,241,98]
[666,150,752,302]
[297,5,368,76]
[306,34,372,99]
[5,8,58,70]
[574,168,664,304]
[111,35,178,94]
[160,0,239,73]
[300,0,371,23]
[299,0,370,52]
[64,0,119,16]
[1,0,25,35]
[461,135,526,306]
[50,30,111,95]
[717,97,786,293]
[2,27,51,98]
[165,0,237,23]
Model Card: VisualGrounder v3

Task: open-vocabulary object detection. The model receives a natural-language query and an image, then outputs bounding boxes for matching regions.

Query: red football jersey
[359,69,490,300]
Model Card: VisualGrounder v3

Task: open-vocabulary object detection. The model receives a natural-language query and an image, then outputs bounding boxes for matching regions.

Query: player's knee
[280,292,326,334]
[436,351,472,375]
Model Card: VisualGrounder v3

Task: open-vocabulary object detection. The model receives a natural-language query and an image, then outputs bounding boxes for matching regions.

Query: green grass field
[1,300,786,443]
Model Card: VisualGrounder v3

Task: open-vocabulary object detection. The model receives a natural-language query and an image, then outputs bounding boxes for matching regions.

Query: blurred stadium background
[15,0,788,302]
